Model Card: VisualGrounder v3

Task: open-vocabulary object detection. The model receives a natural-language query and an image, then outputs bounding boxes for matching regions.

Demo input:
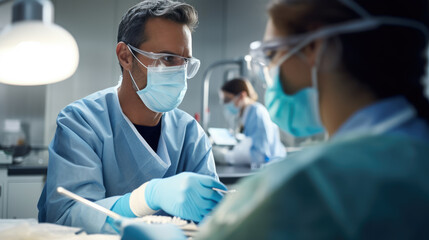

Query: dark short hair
[117,0,198,71]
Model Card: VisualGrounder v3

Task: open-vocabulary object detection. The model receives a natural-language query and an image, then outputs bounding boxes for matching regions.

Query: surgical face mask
[224,101,240,116]
[265,66,324,137]
[128,66,187,113]
[128,47,188,113]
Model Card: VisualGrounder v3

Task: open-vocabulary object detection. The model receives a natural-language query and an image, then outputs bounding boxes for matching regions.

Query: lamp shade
[0,0,79,86]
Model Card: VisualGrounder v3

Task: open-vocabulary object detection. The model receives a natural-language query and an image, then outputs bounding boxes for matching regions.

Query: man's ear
[116,42,133,71]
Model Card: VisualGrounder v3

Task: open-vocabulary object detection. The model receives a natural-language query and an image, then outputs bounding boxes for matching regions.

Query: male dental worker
[38,0,225,233]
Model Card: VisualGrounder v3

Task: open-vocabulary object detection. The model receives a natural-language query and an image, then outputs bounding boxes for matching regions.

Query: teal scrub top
[196,96,429,239]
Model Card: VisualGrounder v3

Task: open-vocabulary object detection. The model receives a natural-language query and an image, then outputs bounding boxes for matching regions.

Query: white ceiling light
[0,0,79,86]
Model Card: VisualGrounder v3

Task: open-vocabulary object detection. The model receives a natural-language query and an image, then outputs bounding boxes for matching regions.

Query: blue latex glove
[145,172,226,222]
[121,222,186,240]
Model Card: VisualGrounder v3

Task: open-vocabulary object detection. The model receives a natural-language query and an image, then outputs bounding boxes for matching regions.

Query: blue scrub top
[38,86,218,233]
[241,102,286,162]
[196,96,429,239]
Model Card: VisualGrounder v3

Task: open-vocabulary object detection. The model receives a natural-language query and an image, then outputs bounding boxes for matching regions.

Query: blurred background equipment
[200,56,252,131]
[0,119,29,164]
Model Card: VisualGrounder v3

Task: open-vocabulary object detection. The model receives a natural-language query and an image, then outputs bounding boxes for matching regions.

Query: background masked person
[213,78,286,167]
[119,0,429,239]
[37,0,226,234]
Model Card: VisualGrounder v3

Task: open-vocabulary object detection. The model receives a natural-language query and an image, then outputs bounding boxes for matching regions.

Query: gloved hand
[146,172,227,222]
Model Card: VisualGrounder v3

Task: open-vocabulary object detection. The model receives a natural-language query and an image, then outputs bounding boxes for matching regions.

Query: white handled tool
[57,187,122,220]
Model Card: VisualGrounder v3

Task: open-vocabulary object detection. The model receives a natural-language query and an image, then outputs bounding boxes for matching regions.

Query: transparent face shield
[248,0,429,87]
[127,44,201,79]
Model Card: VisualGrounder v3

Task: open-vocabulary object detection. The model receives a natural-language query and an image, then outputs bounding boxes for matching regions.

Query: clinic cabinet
[0,168,45,219]
[0,168,5,218]
[6,175,45,219]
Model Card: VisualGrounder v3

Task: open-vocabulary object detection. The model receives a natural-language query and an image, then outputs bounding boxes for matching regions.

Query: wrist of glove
[145,172,227,222]
[129,182,158,217]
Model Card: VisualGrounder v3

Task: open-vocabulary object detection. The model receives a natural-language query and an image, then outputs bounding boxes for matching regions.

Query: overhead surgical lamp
[0,0,79,85]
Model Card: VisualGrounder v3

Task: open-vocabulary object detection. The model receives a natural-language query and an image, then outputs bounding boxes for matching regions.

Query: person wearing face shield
[213,78,286,167]
[119,0,429,239]
[37,0,227,234]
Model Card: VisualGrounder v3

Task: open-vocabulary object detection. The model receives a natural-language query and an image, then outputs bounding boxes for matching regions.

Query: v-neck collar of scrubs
[114,84,171,173]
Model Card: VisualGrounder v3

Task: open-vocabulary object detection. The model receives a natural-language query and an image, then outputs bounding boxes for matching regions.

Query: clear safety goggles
[248,0,429,86]
[128,44,201,79]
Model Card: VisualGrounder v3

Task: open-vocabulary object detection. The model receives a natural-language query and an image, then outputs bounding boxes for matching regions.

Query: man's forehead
[139,18,192,56]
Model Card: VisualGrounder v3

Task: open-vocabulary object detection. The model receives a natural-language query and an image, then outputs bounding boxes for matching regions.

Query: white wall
[43,0,271,144]
[0,0,46,146]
